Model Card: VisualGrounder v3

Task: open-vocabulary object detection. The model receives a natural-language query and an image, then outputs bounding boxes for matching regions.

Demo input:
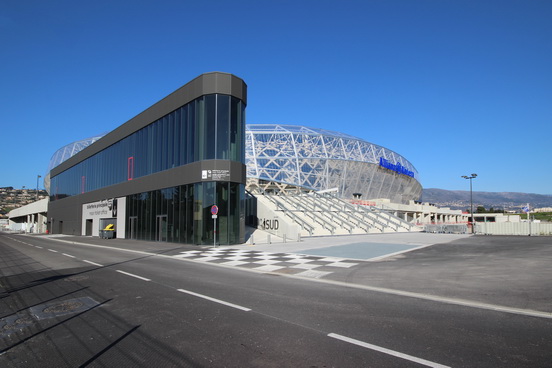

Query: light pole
[36,175,41,200]
[461,174,477,233]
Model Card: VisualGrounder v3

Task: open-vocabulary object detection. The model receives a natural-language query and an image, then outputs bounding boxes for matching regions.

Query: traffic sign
[211,205,219,215]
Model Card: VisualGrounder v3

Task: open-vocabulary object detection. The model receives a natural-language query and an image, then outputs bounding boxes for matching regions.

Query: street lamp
[36,175,42,200]
[461,173,477,233]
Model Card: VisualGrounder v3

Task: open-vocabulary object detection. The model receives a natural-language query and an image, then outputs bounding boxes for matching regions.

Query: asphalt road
[0,233,551,367]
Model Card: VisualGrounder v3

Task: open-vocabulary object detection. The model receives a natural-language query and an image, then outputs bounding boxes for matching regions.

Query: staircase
[255,193,422,237]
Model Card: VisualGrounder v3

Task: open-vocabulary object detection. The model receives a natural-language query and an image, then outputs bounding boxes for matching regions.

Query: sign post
[523,204,531,236]
[211,205,219,247]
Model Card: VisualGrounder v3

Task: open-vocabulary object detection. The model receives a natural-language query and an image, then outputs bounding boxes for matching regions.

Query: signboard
[202,169,230,181]
[84,198,117,218]
[379,157,415,178]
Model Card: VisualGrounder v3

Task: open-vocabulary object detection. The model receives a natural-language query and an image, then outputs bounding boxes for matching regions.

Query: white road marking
[36,246,43,249]
[48,249,58,253]
[177,288,251,312]
[116,270,151,282]
[62,253,76,258]
[83,260,103,267]
[328,333,450,368]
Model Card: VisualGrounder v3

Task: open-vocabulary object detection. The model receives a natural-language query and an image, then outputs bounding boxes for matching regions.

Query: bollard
[267,234,271,244]
[283,233,286,243]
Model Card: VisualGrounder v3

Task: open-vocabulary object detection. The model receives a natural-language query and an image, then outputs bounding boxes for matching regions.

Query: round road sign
[211,205,219,215]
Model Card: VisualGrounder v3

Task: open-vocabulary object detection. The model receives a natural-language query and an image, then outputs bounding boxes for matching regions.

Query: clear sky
[1,0,551,195]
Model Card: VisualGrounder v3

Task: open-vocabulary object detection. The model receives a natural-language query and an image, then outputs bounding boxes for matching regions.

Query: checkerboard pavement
[172,248,360,279]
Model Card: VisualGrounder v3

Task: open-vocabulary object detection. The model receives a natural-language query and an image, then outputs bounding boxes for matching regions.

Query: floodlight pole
[461,174,477,234]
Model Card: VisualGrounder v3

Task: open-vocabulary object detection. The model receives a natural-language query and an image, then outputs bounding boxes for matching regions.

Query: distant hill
[422,188,552,211]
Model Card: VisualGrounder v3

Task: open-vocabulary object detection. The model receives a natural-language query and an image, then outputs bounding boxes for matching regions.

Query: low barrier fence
[424,224,468,234]
[474,222,552,236]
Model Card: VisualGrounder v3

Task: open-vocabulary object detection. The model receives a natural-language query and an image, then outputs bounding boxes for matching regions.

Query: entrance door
[156,215,167,242]
[129,217,138,239]
[85,220,93,236]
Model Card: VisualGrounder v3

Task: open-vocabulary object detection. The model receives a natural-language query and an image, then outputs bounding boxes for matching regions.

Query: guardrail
[424,224,469,234]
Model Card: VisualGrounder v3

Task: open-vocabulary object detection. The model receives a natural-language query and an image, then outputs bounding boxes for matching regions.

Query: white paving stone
[319,257,345,262]
[282,254,305,259]
[295,270,333,279]
[326,262,358,268]
[252,260,282,265]
[222,256,250,261]
[195,257,220,262]
[254,255,280,260]
[254,265,286,272]
[291,263,322,270]
[286,258,314,264]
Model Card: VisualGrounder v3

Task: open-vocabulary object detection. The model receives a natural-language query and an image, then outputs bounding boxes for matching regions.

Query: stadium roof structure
[47,134,106,172]
[245,124,422,202]
[45,134,106,193]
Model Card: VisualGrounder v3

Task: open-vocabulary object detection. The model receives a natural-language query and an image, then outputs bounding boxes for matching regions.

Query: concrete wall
[255,196,300,241]
[8,198,49,233]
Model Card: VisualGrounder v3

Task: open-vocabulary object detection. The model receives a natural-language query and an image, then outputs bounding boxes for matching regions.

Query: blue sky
[1,0,551,195]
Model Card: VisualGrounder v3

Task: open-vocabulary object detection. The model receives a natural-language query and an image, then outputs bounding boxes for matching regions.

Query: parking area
[321,234,552,314]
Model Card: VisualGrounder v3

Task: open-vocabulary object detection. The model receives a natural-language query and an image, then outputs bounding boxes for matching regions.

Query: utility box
[100,223,115,239]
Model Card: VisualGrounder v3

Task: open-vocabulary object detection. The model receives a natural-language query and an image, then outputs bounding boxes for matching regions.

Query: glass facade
[125,182,244,245]
[50,94,245,200]
[49,88,246,245]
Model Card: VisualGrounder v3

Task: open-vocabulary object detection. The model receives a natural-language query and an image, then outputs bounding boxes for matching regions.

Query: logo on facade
[379,157,415,178]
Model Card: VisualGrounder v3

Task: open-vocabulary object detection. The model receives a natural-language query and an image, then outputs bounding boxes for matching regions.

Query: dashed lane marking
[177,288,251,311]
[116,270,151,282]
[328,333,450,368]
[83,260,103,267]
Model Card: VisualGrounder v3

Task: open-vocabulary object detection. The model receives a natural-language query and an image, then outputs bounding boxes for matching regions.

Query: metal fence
[424,224,469,234]
[474,222,552,236]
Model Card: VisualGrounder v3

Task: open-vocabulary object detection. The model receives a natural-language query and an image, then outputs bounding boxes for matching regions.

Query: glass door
[129,216,138,240]
[157,215,167,242]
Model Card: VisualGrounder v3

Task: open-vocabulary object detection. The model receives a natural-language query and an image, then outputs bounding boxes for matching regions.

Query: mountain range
[421,188,552,211]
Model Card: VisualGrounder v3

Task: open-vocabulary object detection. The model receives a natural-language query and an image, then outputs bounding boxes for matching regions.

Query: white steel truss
[245,124,422,203]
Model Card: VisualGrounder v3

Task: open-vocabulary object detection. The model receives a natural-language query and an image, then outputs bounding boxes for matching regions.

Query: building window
[128,156,134,180]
